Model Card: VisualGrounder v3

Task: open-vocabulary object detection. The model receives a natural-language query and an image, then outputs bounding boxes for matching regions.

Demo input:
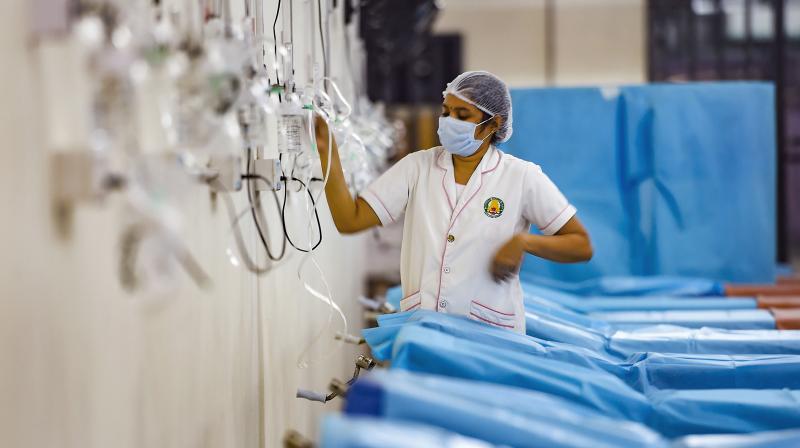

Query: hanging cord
[245,147,287,261]
[317,0,329,80]
[279,174,323,252]
[272,0,283,101]
[213,176,273,275]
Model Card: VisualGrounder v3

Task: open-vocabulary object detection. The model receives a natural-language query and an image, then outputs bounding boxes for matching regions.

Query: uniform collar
[435,146,503,214]
[434,145,502,174]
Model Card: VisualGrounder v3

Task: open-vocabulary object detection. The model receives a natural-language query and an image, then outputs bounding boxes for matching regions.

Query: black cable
[272,0,282,101]
[275,153,323,252]
[281,176,323,252]
[317,0,328,81]
[245,148,286,261]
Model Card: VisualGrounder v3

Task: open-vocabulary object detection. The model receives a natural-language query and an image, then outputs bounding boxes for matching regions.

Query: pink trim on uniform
[402,290,420,301]
[435,148,504,308]
[435,231,450,311]
[472,300,515,316]
[441,172,455,211]
[481,149,502,174]
[540,204,570,232]
[435,150,455,211]
[470,312,515,329]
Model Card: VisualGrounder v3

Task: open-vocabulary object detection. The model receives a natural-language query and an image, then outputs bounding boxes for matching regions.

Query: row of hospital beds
[310,272,800,447]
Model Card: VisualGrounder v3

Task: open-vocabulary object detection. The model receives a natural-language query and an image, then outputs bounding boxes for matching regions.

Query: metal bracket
[296,355,377,403]
[283,430,314,448]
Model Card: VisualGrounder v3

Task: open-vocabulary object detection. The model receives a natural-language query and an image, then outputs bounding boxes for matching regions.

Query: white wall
[0,1,365,447]
[434,0,646,87]
[554,0,646,86]
[434,3,548,87]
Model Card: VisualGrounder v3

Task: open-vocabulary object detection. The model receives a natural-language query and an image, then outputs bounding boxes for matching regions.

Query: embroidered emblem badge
[483,197,504,218]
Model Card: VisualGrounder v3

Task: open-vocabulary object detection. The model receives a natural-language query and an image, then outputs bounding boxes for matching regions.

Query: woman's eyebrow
[442,104,472,114]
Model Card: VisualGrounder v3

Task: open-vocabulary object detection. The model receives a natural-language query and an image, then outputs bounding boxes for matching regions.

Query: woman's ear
[493,115,503,131]
[486,116,502,136]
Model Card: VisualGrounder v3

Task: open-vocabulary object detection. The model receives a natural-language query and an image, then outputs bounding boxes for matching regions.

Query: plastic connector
[295,389,327,403]
[253,158,282,191]
[335,332,364,345]
[207,154,242,192]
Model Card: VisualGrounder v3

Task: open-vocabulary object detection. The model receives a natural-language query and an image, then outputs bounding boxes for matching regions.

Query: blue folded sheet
[522,282,756,312]
[344,369,666,448]
[605,324,800,357]
[675,429,800,448]
[320,414,496,448]
[386,282,757,313]
[591,309,775,330]
[387,324,800,436]
[328,371,800,448]
[364,311,800,391]
[524,275,726,297]
[523,287,772,330]
[326,400,800,448]
[521,308,800,355]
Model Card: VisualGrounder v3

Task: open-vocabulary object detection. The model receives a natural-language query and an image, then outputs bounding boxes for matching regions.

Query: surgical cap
[443,71,513,143]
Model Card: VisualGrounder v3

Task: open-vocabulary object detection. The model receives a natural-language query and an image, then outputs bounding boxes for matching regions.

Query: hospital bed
[324,383,800,447]
[365,311,800,392]
[368,322,800,436]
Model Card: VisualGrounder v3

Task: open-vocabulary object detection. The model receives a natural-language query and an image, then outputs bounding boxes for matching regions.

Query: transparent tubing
[294,95,343,369]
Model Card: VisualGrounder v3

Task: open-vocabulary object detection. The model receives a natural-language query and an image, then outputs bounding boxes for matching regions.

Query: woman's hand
[314,115,381,234]
[491,234,526,282]
[491,218,592,281]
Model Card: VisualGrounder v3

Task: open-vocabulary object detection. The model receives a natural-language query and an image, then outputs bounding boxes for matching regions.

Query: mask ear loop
[474,115,497,142]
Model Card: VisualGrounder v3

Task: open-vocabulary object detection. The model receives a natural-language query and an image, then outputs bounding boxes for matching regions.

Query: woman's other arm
[491,217,593,282]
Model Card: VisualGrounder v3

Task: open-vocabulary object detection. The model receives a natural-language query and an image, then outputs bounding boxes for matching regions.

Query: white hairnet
[443,70,513,143]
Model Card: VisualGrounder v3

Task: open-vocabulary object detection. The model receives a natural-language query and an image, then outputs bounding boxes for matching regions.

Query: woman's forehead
[443,94,479,112]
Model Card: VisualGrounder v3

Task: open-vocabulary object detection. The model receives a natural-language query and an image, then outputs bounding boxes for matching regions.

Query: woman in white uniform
[317,71,592,334]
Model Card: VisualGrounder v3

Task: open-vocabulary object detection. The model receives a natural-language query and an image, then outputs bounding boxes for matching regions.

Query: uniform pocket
[469,300,516,329]
[400,291,421,312]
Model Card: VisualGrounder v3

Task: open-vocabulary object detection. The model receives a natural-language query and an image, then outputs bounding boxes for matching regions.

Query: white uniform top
[360,146,576,334]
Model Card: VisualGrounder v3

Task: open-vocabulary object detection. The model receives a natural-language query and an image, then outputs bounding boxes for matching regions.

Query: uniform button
[443,266,451,274]
[447,234,455,243]
[439,299,448,308]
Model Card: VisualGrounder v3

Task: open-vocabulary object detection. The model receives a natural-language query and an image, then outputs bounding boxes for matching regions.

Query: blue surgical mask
[437,116,494,157]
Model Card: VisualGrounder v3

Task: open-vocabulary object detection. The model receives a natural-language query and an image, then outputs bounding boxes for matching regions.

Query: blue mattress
[388,324,800,436]
[320,414,496,448]
[365,311,800,391]
[344,369,665,448]
[523,289,773,331]
[591,309,775,330]
[522,282,756,312]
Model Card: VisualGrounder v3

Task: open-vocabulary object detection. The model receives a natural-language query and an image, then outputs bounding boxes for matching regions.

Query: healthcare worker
[317,71,592,334]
